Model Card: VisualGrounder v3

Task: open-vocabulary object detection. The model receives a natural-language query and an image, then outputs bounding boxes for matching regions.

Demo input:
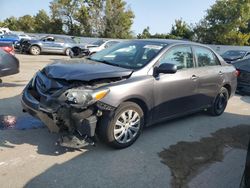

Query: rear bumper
[0,67,19,77]
[21,83,97,136]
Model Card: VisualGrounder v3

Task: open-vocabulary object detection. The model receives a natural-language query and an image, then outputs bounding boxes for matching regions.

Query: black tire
[29,45,41,55]
[208,87,229,116]
[97,102,144,149]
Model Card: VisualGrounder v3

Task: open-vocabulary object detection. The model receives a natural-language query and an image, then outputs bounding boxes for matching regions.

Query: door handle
[191,75,199,80]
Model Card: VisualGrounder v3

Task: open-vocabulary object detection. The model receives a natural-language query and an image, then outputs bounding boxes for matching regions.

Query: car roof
[131,39,202,45]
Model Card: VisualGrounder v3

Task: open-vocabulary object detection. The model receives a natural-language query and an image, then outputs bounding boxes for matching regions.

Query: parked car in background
[70,39,121,58]
[0,42,15,55]
[20,35,78,55]
[0,33,19,44]
[22,39,237,149]
[0,49,19,78]
[0,28,11,36]
[17,34,32,40]
[221,50,250,64]
[232,58,250,95]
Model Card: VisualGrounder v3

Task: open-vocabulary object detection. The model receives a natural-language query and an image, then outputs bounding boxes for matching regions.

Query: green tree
[1,16,20,31]
[103,0,134,38]
[50,0,83,35]
[194,0,250,45]
[75,0,105,36]
[34,10,51,33]
[170,19,193,40]
[137,26,151,39]
[17,15,35,32]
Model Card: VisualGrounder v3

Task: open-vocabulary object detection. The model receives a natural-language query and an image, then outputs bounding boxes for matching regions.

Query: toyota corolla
[21,39,237,149]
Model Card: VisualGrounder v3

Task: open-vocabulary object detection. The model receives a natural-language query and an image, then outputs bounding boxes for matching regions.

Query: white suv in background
[86,39,121,55]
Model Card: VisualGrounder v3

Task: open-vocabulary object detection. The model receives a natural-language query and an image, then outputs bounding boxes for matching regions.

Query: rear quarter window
[193,46,220,67]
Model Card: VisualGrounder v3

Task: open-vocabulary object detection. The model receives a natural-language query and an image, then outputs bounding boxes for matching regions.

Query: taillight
[1,46,14,55]
[235,69,240,77]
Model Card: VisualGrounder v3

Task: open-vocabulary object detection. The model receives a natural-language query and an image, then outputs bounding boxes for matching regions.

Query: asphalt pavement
[0,54,249,188]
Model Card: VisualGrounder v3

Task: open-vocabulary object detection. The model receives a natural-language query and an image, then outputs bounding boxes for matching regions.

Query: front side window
[159,46,194,70]
[194,46,220,67]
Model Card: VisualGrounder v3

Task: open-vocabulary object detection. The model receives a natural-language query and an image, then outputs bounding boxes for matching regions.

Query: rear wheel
[65,48,71,56]
[97,102,144,149]
[208,87,229,116]
[29,46,41,55]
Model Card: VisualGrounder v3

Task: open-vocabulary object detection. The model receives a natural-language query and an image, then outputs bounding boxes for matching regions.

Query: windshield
[223,50,247,57]
[90,40,168,69]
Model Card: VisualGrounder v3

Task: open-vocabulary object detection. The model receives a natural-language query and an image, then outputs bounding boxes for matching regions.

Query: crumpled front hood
[43,59,133,81]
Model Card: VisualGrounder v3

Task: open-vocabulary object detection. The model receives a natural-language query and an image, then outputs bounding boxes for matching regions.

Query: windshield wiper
[87,58,123,68]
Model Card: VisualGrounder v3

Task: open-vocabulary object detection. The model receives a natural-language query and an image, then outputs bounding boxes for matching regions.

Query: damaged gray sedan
[21,39,237,149]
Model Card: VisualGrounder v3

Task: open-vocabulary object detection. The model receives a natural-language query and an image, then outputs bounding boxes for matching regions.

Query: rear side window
[159,45,194,70]
[194,46,220,67]
[55,37,65,43]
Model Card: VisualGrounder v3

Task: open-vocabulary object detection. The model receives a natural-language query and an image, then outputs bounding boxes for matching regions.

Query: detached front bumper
[21,83,98,137]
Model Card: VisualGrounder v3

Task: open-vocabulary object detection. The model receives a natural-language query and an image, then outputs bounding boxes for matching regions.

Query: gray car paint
[21,39,237,136]
[25,36,78,54]
[99,41,237,125]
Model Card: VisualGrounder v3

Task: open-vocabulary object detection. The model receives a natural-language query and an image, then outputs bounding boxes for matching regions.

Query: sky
[0,0,216,34]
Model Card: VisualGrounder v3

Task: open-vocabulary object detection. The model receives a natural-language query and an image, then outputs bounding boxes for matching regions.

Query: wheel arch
[223,84,231,97]
[123,98,150,124]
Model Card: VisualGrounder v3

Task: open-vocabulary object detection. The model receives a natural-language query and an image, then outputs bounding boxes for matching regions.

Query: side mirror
[154,63,177,75]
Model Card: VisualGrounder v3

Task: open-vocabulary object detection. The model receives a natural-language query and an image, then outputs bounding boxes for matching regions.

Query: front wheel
[29,46,41,55]
[97,102,144,149]
[208,87,229,116]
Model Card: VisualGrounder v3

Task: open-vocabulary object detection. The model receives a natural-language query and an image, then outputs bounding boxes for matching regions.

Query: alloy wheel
[114,110,141,144]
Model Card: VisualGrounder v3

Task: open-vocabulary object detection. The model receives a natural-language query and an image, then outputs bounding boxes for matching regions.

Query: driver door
[153,45,200,121]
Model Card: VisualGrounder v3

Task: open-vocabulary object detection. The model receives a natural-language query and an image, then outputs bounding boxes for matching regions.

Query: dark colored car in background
[21,39,237,149]
[0,42,15,55]
[221,50,250,64]
[20,35,78,56]
[0,49,19,78]
[233,58,250,95]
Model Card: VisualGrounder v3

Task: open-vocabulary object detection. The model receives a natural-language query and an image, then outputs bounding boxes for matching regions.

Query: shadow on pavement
[0,95,76,156]
[241,96,250,104]
[0,95,23,117]
[22,112,250,188]
[0,82,26,87]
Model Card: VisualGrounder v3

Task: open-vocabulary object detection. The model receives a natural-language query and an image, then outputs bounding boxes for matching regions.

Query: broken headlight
[65,88,109,107]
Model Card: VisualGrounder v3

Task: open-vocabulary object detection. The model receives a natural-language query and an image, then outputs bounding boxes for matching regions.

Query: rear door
[42,37,55,52]
[192,45,224,106]
[153,45,200,121]
[53,37,65,53]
